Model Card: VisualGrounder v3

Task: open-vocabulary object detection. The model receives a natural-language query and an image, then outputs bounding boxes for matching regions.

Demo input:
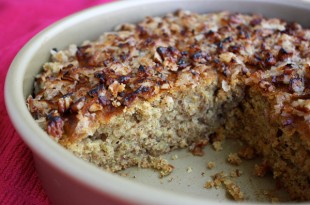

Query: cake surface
[27,10,310,201]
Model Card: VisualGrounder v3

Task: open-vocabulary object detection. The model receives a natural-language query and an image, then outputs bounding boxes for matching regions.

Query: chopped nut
[47,112,64,139]
[222,80,231,92]
[161,83,170,89]
[108,81,126,97]
[220,52,235,63]
[112,100,121,107]
[57,96,72,113]
[88,103,102,112]
[71,97,86,112]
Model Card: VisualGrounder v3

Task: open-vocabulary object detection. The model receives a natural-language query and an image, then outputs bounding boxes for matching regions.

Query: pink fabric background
[0,0,113,204]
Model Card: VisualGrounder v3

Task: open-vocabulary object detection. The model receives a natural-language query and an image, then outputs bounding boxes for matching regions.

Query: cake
[27,10,310,201]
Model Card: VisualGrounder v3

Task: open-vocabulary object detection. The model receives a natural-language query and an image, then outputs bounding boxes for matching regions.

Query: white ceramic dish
[5,0,310,204]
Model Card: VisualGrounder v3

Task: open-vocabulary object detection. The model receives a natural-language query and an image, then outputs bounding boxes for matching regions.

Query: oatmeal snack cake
[27,10,310,200]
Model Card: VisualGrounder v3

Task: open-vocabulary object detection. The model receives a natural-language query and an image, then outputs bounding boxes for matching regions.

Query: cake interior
[65,79,310,201]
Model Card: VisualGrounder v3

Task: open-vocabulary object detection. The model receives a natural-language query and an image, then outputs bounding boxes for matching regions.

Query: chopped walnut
[108,81,126,97]
[47,111,64,139]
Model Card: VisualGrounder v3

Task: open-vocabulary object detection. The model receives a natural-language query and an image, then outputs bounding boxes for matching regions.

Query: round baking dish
[5,0,310,204]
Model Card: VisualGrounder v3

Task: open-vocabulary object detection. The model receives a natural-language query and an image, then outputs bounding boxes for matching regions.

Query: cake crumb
[238,146,256,160]
[261,189,282,203]
[171,154,178,160]
[204,181,215,189]
[187,166,193,173]
[223,179,245,201]
[212,172,226,188]
[119,173,129,177]
[168,176,174,182]
[212,141,223,151]
[204,171,245,201]
[230,169,243,178]
[227,153,242,165]
[254,161,270,177]
[207,161,216,169]
[190,139,209,156]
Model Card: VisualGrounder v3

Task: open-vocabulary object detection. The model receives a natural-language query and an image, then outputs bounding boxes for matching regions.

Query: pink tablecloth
[0,1,113,204]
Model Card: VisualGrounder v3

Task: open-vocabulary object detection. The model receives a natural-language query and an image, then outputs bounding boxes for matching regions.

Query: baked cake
[27,10,310,201]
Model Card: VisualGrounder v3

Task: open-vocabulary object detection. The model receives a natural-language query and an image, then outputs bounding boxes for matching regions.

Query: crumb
[254,161,270,177]
[204,171,246,201]
[201,172,205,176]
[207,161,216,169]
[168,176,174,182]
[132,175,136,179]
[230,169,243,178]
[212,172,226,188]
[119,173,129,177]
[204,181,215,189]
[212,141,223,151]
[227,153,242,165]
[171,154,178,160]
[187,166,193,173]
[223,179,245,201]
[191,139,209,156]
[238,146,256,160]
[261,189,281,203]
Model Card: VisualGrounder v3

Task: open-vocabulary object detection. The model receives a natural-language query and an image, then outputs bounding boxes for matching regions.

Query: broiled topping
[98,95,110,106]
[249,17,262,27]
[88,85,105,97]
[58,95,72,113]
[289,77,304,94]
[108,81,126,97]
[47,111,64,139]
[277,48,292,61]
[71,97,86,113]
[94,72,106,84]
[28,10,310,143]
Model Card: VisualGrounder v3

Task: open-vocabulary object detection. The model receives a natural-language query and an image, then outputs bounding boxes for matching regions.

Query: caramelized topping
[27,10,310,143]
